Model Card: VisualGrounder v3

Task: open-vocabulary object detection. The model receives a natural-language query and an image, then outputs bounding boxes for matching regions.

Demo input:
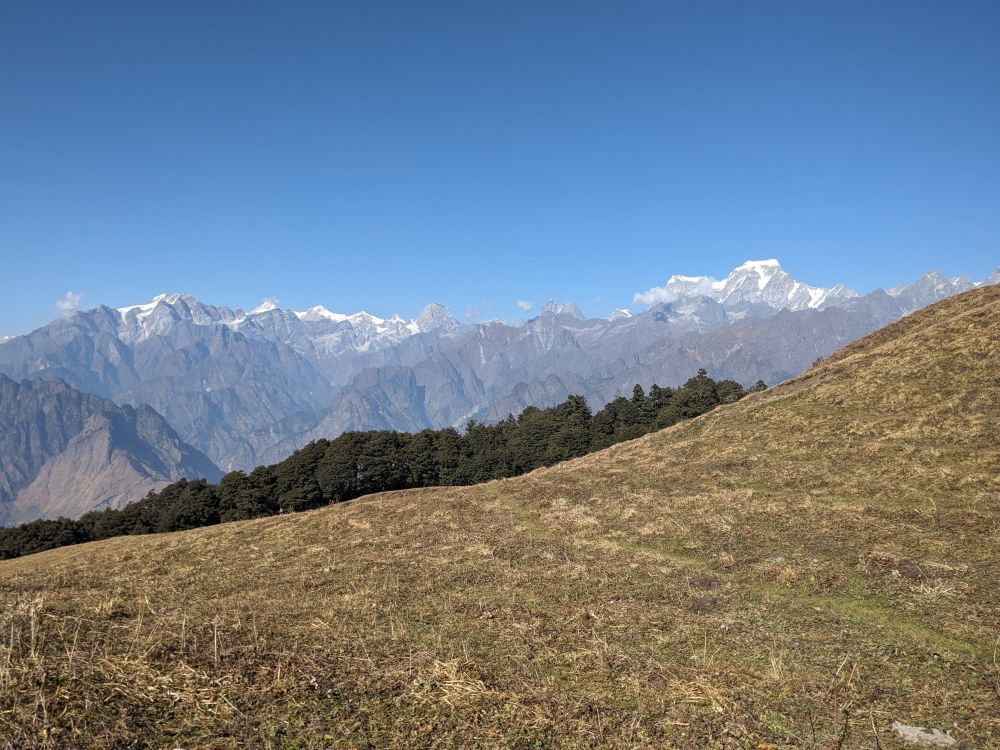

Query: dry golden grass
[1,286,998,749]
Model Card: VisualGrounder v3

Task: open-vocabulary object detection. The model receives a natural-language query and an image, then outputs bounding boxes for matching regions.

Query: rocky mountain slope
[1,284,996,747]
[0,375,220,525]
[634,257,860,311]
[0,261,995,472]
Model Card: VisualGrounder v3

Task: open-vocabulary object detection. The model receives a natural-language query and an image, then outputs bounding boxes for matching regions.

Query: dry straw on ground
[1,286,998,748]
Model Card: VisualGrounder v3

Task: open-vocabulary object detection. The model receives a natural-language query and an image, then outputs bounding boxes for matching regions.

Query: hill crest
[1,285,998,747]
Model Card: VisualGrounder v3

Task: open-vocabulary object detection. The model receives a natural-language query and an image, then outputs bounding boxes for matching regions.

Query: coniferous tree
[0,517,86,559]
[274,440,328,511]
[79,507,127,541]
[156,479,219,532]
[405,430,442,487]
[0,370,765,560]
[589,398,620,450]
[317,432,362,501]
[219,470,275,521]
[357,431,410,495]
[716,379,746,404]
[546,394,592,463]
[434,428,462,485]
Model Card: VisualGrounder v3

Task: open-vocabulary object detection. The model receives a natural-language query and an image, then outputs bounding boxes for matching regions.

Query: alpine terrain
[1,284,997,747]
[0,375,220,526]
[0,261,996,507]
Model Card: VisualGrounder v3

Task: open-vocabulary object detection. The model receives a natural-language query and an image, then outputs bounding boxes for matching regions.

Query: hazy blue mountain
[0,298,335,469]
[0,375,220,525]
[1,261,995,474]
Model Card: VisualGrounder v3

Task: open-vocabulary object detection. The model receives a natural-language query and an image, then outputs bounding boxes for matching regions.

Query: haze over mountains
[3,283,997,746]
[634,258,861,310]
[0,375,219,526]
[0,260,996,523]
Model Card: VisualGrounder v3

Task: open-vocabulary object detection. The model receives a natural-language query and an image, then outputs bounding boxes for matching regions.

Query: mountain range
[0,260,996,522]
[2,283,997,746]
[0,374,219,526]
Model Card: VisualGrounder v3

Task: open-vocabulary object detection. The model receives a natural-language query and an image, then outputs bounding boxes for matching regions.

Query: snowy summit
[634,259,858,312]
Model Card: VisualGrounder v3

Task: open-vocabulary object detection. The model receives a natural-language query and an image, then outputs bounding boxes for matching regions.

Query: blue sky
[1,1,998,335]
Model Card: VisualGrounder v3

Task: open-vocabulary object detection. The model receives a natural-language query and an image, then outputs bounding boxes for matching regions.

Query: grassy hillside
[1,285,998,749]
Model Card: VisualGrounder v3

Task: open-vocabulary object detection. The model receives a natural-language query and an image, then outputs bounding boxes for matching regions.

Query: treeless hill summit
[1,285,998,748]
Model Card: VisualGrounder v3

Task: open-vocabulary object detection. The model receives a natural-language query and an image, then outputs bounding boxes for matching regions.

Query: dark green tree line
[0,371,764,560]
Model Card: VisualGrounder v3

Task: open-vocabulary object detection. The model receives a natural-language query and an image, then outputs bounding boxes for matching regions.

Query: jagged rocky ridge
[1,261,996,481]
[0,374,220,525]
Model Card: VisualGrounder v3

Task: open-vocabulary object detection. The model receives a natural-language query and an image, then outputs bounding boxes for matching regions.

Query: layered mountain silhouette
[1,284,997,746]
[0,260,996,520]
[0,375,220,525]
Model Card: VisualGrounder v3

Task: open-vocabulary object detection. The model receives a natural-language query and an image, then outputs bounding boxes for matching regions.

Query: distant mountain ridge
[0,374,220,526]
[0,260,996,495]
[3,284,998,747]
[114,293,458,356]
[635,258,860,312]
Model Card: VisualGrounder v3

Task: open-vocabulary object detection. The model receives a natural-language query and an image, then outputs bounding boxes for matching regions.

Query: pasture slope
[1,285,998,748]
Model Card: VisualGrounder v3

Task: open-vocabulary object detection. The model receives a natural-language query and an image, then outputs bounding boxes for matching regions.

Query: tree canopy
[0,372,764,560]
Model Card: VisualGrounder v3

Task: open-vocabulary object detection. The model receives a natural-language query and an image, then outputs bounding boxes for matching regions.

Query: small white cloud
[56,290,83,314]
[633,276,716,306]
[633,287,671,306]
[516,299,533,311]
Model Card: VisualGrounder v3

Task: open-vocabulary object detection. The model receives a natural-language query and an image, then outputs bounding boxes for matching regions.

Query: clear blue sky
[1,1,998,335]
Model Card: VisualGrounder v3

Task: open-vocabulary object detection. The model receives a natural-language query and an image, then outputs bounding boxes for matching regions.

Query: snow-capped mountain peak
[251,299,279,314]
[609,308,633,321]
[295,305,349,323]
[416,302,459,332]
[112,293,244,343]
[731,258,782,290]
[886,269,969,299]
[542,300,585,319]
[109,293,463,359]
[636,259,857,312]
[886,270,981,313]
[116,293,181,318]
